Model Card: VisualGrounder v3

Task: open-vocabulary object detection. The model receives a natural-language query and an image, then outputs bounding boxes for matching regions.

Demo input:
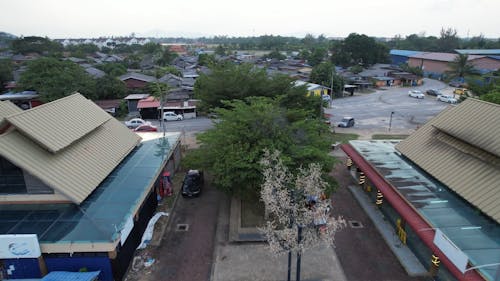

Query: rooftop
[349,140,500,281]
[0,133,180,252]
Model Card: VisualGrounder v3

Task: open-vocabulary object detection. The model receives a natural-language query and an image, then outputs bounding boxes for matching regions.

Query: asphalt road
[325,78,454,132]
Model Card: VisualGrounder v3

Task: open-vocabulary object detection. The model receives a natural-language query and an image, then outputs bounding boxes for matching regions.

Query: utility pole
[389,111,395,132]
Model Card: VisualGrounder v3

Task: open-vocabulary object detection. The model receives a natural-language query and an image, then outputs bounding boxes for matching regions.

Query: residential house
[124,93,150,113]
[0,93,182,280]
[158,73,183,88]
[341,98,499,281]
[119,72,156,90]
[93,99,122,115]
[294,81,330,97]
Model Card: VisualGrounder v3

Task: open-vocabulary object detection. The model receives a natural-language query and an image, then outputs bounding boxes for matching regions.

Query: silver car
[437,94,458,104]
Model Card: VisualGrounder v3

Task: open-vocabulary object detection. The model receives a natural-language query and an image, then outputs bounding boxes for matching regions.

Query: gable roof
[409,52,484,62]
[5,94,112,153]
[395,99,500,223]
[119,72,156,83]
[0,100,22,124]
[0,93,141,204]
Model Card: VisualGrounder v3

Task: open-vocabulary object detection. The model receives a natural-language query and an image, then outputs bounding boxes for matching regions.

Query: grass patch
[371,134,409,140]
[332,132,359,144]
[241,200,265,228]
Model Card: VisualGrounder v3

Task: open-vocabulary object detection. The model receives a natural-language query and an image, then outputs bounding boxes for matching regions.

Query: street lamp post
[389,111,395,132]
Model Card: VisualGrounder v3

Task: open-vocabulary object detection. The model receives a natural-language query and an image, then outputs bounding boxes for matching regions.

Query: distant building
[389,50,422,66]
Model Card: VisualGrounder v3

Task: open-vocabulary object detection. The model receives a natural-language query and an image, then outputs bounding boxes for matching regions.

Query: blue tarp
[41,271,100,281]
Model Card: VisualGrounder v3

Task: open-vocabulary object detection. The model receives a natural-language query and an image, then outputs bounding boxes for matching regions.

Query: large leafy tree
[184,97,334,199]
[447,54,477,79]
[18,57,96,102]
[195,63,284,110]
[480,87,500,104]
[11,36,63,55]
[310,61,344,96]
[332,33,388,67]
[437,28,460,52]
[95,75,127,100]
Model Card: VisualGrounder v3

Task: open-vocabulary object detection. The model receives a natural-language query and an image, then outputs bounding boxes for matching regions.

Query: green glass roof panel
[350,140,500,281]
[0,133,180,246]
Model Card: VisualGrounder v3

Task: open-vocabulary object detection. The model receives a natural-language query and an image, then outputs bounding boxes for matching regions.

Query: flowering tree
[259,150,345,281]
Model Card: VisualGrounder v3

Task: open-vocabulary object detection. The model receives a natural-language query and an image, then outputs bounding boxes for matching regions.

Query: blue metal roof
[487,55,500,60]
[456,49,500,55]
[0,133,180,245]
[41,271,100,281]
[389,49,421,57]
[350,140,500,281]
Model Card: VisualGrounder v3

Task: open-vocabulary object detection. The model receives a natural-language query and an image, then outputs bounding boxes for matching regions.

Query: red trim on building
[341,144,484,281]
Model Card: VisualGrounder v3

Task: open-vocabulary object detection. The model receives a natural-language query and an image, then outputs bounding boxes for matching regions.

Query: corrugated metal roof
[0,118,140,204]
[5,94,111,153]
[389,49,422,57]
[396,99,500,224]
[0,101,22,123]
[119,72,156,82]
[456,49,500,55]
[137,96,160,109]
[409,52,483,62]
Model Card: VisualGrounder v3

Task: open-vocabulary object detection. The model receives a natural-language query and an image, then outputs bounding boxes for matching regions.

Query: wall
[408,58,449,74]
[123,79,148,89]
[471,57,500,72]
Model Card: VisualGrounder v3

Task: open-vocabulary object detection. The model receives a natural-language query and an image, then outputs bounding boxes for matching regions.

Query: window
[0,156,26,194]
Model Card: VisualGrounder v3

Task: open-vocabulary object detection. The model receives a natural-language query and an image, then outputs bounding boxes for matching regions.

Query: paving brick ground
[330,153,426,281]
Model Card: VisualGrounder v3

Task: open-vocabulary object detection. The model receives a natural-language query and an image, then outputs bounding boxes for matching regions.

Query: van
[163,111,183,121]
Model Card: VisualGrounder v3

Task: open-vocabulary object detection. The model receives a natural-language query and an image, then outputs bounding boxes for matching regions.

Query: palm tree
[150,70,171,137]
[447,54,477,80]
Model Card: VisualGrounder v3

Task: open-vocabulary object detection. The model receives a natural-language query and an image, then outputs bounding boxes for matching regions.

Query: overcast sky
[1,0,499,39]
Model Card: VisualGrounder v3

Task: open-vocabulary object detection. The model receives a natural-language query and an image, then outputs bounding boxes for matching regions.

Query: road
[326,78,454,133]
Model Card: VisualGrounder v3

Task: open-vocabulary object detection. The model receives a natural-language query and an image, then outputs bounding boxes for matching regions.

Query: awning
[341,143,484,281]
[41,271,100,281]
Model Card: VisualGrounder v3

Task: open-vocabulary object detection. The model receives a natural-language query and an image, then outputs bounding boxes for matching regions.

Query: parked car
[437,94,458,104]
[408,90,425,99]
[134,124,158,132]
[125,118,149,129]
[449,80,466,87]
[426,89,441,96]
[453,88,470,96]
[163,111,183,121]
[181,170,204,197]
[338,117,355,128]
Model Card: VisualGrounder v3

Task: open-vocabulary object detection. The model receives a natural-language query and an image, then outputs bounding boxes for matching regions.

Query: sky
[1,0,499,39]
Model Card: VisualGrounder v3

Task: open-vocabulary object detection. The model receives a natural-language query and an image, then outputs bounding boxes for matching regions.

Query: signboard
[120,215,134,246]
[0,234,41,259]
[433,229,468,273]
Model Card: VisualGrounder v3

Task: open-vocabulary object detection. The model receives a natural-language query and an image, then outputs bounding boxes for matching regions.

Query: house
[0,93,182,280]
[119,72,156,90]
[137,89,197,120]
[124,93,150,113]
[93,99,122,115]
[84,66,106,78]
[0,91,42,109]
[341,99,499,281]
[158,73,183,88]
[293,81,330,97]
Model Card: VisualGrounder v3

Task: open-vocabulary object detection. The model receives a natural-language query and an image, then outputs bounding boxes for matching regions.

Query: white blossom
[259,150,346,256]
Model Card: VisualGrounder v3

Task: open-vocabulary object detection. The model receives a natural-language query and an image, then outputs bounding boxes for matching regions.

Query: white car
[125,118,149,129]
[163,111,183,121]
[408,90,425,99]
[437,94,458,104]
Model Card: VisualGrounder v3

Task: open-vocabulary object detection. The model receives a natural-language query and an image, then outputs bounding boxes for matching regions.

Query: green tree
[437,27,460,52]
[18,57,96,102]
[142,42,163,55]
[308,46,327,66]
[214,45,226,56]
[183,97,334,199]
[480,87,500,104]
[95,75,127,100]
[97,63,127,77]
[332,33,388,67]
[157,48,177,66]
[198,53,216,66]
[11,36,63,55]
[310,62,344,96]
[65,43,99,58]
[264,50,286,61]
[447,54,477,79]
[124,54,142,69]
[0,59,13,91]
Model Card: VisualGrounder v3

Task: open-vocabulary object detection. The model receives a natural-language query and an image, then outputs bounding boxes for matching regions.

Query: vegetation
[96,63,127,77]
[10,36,63,55]
[263,50,286,61]
[371,134,409,140]
[0,59,13,91]
[331,33,389,67]
[194,62,319,112]
[94,75,127,100]
[332,133,359,144]
[309,62,344,96]
[183,97,334,199]
[446,54,477,79]
[18,57,96,102]
[480,87,500,104]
